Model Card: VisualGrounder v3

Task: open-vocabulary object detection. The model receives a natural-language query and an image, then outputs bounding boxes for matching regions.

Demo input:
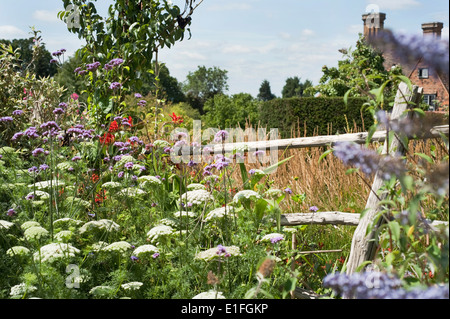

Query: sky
[0,0,449,97]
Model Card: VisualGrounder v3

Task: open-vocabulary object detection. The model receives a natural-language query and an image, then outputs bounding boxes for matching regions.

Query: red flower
[170,112,184,124]
[109,121,119,133]
[95,190,107,204]
[91,173,100,183]
[100,132,115,145]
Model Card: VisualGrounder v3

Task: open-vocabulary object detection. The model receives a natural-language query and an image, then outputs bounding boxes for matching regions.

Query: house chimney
[362,12,386,40]
[422,22,444,39]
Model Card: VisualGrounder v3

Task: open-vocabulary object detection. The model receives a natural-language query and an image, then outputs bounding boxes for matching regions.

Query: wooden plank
[280,212,448,228]
[174,124,449,156]
[346,83,423,275]
[281,212,360,226]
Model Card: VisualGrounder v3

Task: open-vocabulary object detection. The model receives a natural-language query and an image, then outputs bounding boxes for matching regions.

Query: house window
[423,94,437,111]
[418,68,429,79]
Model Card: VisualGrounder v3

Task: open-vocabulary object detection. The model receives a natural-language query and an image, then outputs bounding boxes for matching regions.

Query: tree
[202,93,259,129]
[145,63,185,103]
[307,35,403,101]
[0,37,58,78]
[183,66,229,113]
[281,76,313,98]
[257,79,276,101]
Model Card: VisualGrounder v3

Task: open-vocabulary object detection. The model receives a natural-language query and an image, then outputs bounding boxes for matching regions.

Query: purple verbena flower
[214,130,229,143]
[110,82,122,90]
[309,206,319,212]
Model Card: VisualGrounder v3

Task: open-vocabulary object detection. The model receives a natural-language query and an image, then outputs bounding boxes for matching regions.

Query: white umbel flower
[233,190,261,204]
[181,189,213,205]
[117,187,146,197]
[24,226,49,241]
[6,246,30,256]
[103,241,133,254]
[133,245,159,257]
[264,188,283,199]
[195,245,241,261]
[79,219,120,234]
[0,220,14,230]
[21,221,41,230]
[204,207,235,222]
[34,243,80,263]
[121,282,143,291]
[54,230,73,242]
[53,218,83,229]
[261,233,285,242]
[65,196,91,209]
[26,191,50,200]
[101,181,122,189]
[147,225,174,243]
[174,210,196,218]
[10,283,37,297]
[192,290,226,299]
[186,183,206,191]
[138,175,162,186]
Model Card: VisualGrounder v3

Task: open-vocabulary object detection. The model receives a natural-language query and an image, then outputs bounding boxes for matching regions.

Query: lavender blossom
[110,82,122,90]
[86,62,101,71]
[214,130,229,143]
[0,116,13,122]
[12,110,23,116]
[32,148,46,157]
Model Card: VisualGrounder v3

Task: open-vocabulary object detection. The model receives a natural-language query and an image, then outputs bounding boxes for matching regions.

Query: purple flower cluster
[373,30,449,76]
[0,116,14,122]
[214,130,229,143]
[86,61,101,72]
[333,142,405,180]
[216,245,231,257]
[12,110,24,116]
[323,272,449,299]
[109,82,122,90]
[52,49,66,57]
[270,236,284,244]
[66,127,95,141]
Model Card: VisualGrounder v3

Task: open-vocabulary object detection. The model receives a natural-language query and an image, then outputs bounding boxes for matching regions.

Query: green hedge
[258,97,374,138]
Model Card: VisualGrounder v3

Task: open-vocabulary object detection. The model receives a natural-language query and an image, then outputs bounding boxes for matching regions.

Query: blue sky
[0,0,448,96]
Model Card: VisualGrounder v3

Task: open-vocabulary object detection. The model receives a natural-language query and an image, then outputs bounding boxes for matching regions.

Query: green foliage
[259,96,373,138]
[183,65,229,113]
[281,76,313,98]
[202,93,260,129]
[257,79,276,101]
[309,35,403,106]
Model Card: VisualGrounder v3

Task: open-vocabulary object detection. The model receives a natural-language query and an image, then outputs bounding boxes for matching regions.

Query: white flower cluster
[195,245,241,261]
[89,285,114,296]
[233,190,261,204]
[264,188,283,199]
[0,219,14,230]
[103,241,133,254]
[10,283,37,297]
[133,244,159,257]
[91,241,109,252]
[186,183,206,191]
[21,221,41,230]
[153,140,170,148]
[282,227,297,234]
[34,243,80,263]
[181,189,213,205]
[147,225,174,243]
[24,226,49,241]
[65,196,91,209]
[101,181,122,189]
[121,282,143,291]
[192,290,226,299]
[57,161,74,172]
[6,246,30,257]
[158,218,178,228]
[174,210,196,218]
[117,187,146,198]
[204,207,235,222]
[79,219,120,234]
[138,175,162,187]
[54,230,73,242]
[261,233,285,242]
[26,191,50,200]
[53,218,83,229]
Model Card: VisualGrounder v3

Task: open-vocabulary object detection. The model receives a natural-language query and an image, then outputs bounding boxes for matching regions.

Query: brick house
[362,13,449,111]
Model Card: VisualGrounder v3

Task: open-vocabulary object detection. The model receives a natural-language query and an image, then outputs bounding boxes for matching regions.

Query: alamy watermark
[63,4,81,29]
[169,120,280,172]
[65,264,81,289]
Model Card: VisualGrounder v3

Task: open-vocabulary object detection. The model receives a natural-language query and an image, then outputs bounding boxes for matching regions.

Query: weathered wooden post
[345,82,423,275]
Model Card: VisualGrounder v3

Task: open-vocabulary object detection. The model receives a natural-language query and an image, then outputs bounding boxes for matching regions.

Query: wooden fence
[184,82,449,298]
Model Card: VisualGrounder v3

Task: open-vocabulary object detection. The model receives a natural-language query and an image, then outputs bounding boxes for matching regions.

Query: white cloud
[366,0,421,11]
[33,10,60,23]
[301,29,315,36]
[0,25,27,39]
[222,44,253,54]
